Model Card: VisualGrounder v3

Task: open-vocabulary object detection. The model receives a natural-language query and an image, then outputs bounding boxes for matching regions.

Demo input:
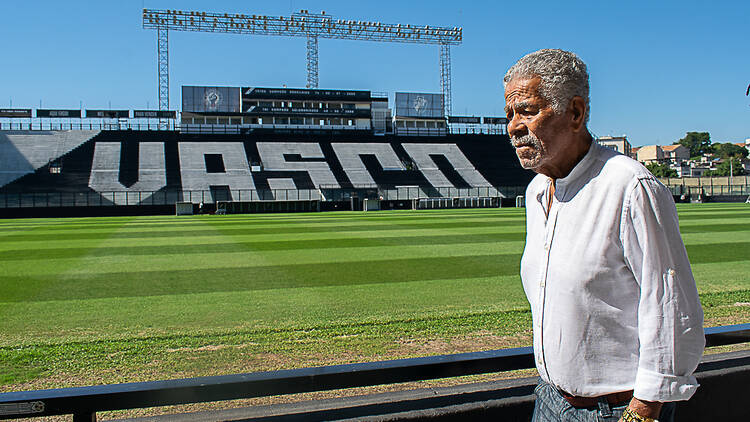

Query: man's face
[504,76,572,175]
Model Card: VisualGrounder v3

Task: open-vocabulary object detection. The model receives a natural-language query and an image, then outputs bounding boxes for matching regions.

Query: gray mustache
[510,134,541,149]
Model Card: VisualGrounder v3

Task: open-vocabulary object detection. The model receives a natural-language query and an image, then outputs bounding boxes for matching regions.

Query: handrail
[0,122,508,135]
[0,324,748,421]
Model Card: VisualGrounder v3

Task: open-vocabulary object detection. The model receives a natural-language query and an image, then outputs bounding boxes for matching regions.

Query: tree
[675,132,711,157]
[712,142,748,160]
[645,162,678,178]
[705,157,745,177]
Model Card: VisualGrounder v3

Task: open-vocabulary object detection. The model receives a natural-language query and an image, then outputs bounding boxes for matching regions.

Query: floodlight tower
[142,9,462,116]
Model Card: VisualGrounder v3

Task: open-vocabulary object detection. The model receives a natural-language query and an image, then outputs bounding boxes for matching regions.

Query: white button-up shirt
[521,142,705,402]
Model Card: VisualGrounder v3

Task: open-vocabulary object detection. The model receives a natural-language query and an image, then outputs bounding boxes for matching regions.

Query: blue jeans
[532,380,675,422]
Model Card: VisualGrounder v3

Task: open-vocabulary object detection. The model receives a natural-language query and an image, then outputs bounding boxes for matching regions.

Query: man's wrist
[621,407,658,422]
[620,407,659,422]
[626,397,662,419]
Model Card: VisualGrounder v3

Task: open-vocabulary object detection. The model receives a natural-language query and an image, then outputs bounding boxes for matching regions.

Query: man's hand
[618,397,662,421]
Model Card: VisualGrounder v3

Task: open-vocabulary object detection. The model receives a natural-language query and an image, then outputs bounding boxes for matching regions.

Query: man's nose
[507,115,526,139]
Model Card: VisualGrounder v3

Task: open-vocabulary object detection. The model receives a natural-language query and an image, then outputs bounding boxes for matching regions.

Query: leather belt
[560,389,633,409]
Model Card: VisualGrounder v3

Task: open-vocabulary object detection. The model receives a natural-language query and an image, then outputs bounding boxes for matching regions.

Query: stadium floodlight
[142,8,463,117]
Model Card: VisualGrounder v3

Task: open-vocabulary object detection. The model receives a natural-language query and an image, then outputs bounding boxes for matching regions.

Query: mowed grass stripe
[685,242,750,264]
[3,216,743,242]
[678,211,750,220]
[0,275,530,345]
[1,241,524,278]
[0,226,526,251]
[4,237,744,267]
[0,232,526,260]
[0,213,526,232]
[3,240,740,279]
[0,209,524,228]
[678,223,750,233]
[0,218,522,240]
[0,253,521,302]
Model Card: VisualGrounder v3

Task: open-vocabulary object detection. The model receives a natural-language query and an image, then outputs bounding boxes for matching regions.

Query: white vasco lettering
[88,142,167,205]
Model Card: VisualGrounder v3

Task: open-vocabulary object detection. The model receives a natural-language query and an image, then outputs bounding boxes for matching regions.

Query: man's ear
[568,96,586,132]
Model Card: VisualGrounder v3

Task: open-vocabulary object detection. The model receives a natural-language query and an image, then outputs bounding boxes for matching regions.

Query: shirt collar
[554,141,599,197]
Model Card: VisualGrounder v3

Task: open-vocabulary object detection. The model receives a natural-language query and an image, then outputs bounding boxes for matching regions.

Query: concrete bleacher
[332,143,406,187]
[0,130,99,188]
[401,143,496,191]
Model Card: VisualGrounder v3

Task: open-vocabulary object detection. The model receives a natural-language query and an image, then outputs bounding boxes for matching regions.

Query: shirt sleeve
[621,177,705,402]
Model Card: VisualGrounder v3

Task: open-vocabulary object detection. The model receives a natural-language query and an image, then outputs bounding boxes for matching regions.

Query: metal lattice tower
[143,9,462,116]
[439,44,452,117]
[306,35,319,89]
[157,27,169,127]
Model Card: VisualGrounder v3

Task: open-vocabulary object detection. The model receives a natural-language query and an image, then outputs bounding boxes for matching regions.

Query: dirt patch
[166,344,232,353]
[396,332,531,356]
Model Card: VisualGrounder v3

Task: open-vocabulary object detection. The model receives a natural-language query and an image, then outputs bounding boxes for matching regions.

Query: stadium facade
[0,86,533,216]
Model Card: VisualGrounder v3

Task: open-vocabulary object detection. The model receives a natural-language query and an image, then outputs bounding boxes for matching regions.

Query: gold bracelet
[621,407,657,422]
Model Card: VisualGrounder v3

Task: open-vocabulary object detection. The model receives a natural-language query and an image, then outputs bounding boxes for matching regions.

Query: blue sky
[2,0,748,146]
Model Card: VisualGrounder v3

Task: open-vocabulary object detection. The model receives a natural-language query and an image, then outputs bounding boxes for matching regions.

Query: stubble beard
[510,134,545,170]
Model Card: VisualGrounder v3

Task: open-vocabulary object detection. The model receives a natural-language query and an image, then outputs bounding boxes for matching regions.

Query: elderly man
[503,49,704,422]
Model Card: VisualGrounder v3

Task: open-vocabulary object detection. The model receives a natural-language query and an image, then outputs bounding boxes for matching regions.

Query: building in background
[735,139,750,155]
[636,145,664,164]
[661,144,690,165]
[597,136,632,157]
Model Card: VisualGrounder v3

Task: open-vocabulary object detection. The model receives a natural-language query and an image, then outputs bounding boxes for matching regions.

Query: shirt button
[668,269,675,276]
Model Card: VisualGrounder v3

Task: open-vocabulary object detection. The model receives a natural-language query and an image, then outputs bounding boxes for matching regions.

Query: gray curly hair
[503,49,590,124]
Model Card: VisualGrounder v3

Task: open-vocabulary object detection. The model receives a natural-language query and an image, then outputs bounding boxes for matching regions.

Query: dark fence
[0,187,526,209]
[0,324,748,421]
[667,185,750,197]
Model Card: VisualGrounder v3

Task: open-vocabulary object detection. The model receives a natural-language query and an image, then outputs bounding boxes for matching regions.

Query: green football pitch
[1,203,749,389]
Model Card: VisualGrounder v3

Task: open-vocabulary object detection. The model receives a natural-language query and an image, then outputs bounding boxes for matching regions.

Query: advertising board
[243,87,370,101]
[483,117,509,125]
[394,93,444,118]
[0,109,32,118]
[133,110,177,119]
[182,86,241,113]
[447,116,481,124]
[36,109,82,118]
[85,110,130,118]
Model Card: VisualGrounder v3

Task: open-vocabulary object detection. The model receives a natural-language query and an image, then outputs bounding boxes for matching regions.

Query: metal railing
[666,185,750,197]
[0,122,509,136]
[0,122,175,131]
[0,187,527,209]
[0,323,747,421]
[180,123,371,134]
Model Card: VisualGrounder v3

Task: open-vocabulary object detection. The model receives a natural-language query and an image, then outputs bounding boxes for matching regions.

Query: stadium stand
[0,130,534,215]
